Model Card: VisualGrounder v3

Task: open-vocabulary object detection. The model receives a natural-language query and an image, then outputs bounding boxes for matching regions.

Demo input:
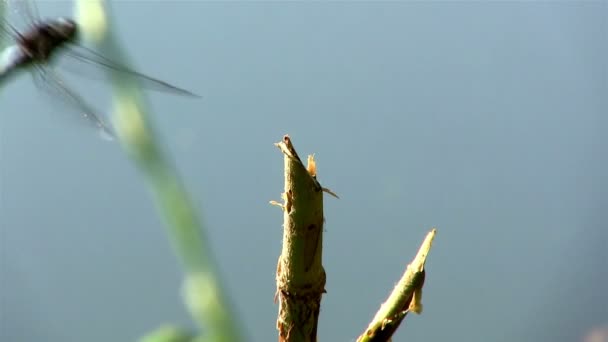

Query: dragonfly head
[47,18,78,43]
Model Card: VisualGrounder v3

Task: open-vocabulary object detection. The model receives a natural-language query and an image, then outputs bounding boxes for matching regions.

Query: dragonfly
[0,0,199,138]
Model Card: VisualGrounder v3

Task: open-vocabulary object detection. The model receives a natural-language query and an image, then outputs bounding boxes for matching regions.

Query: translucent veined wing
[0,14,22,45]
[60,44,201,98]
[0,0,36,52]
[5,0,39,30]
[15,0,39,24]
[32,63,114,139]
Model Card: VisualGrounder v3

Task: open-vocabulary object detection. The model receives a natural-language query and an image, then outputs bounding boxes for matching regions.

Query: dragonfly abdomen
[0,45,32,83]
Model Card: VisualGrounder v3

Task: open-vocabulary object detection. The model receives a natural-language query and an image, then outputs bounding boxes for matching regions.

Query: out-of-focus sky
[1,1,606,341]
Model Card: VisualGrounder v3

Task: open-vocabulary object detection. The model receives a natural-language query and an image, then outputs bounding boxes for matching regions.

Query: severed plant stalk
[75,1,243,341]
[271,135,338,342]
[357,229,436,342]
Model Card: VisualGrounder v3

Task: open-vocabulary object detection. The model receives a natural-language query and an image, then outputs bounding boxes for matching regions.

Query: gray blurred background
[1,1,606,341]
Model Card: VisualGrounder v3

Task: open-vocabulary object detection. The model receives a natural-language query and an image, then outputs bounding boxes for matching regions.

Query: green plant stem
[357,229,436,342]
[75,1,243,341]
[274,135,328,342]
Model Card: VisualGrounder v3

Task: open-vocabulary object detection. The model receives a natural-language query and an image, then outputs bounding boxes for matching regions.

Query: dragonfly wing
[6,0,40,29]
[32,64,115,139]
[60,45,200,98]
[0,16,22,44]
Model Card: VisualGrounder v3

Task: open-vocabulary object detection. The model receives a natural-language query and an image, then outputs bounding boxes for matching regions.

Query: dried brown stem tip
[273,135,336,342]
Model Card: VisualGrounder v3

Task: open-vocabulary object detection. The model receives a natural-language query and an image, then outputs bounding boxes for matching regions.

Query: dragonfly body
[1,18,75,81]
[1,3,198,138]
